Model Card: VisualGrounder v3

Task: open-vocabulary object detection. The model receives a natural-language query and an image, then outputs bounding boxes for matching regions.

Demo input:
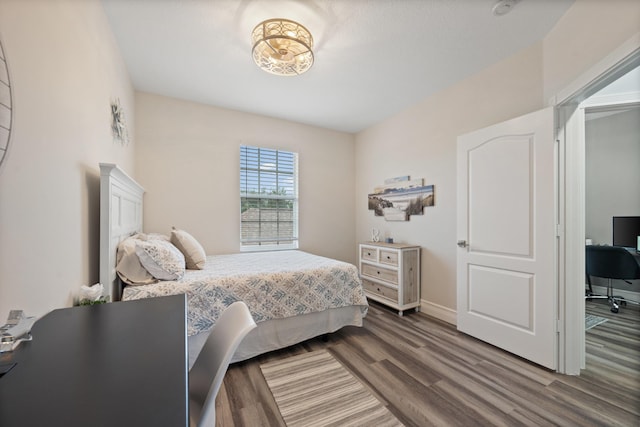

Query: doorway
[555,42,640,375]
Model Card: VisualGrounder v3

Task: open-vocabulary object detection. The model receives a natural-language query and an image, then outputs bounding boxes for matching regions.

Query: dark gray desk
[625,247,640,262]
[0,294,188,427]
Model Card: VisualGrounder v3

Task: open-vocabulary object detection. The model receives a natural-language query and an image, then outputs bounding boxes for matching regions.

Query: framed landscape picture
[368,177,434,221]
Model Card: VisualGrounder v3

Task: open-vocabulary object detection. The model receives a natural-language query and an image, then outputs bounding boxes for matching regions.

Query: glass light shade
[252,19,314,76]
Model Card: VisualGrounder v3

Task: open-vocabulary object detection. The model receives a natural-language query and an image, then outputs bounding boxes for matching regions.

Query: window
[240,146,298,251]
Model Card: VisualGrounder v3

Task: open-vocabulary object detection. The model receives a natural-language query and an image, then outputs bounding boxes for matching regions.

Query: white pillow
[137,232,171,242]
[116,236,157,286]
[171,227,206,270]
[135,240,186,281]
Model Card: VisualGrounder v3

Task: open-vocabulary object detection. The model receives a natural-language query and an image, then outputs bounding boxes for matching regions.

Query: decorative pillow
[135,239,186,281]
[170,227,206,270]
[137,232,171,242]
[116,236,157,286]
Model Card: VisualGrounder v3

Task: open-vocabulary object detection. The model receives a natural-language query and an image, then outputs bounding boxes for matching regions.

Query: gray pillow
[135,239,186,281]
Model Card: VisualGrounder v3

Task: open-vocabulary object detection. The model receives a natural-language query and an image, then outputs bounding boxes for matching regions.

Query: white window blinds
[240,146,298,250]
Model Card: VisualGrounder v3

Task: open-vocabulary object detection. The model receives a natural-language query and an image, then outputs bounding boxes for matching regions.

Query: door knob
[457,240,468,248]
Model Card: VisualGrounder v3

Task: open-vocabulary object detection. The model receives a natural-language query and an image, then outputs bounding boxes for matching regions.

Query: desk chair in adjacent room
[189,302,257,427]
[585,245,640,313]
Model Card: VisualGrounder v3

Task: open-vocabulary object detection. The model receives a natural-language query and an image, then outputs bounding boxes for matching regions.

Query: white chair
[188,301,256,426]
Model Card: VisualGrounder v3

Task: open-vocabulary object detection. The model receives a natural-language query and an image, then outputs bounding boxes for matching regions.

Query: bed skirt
[188,305,365,367]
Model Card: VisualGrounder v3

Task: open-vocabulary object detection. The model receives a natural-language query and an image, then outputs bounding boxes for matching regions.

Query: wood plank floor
[216,300,640,426]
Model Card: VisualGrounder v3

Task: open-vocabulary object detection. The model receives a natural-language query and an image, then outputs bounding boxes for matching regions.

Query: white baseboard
[419,299,457,326]
[417,285,639,327]
[589,285,640,304]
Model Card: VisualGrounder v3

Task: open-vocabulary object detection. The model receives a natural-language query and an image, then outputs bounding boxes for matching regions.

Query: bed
[98,163,368,364]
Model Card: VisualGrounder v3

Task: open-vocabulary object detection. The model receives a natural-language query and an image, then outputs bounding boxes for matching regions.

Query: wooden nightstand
[359,242,420,315]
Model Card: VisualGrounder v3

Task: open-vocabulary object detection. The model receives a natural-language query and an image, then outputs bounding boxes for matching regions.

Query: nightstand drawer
[361,264,398,284]
[379,250,399,266]
[360,247,377,262]
[362,278,398,301]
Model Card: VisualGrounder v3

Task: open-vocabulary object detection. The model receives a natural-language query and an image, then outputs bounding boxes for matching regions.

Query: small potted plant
[76,283,108,306]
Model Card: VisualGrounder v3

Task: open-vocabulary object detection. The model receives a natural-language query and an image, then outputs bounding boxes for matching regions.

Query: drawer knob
[386,256,391,259]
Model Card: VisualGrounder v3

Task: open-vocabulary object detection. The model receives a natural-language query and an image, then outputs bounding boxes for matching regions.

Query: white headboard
[99,163,145,301]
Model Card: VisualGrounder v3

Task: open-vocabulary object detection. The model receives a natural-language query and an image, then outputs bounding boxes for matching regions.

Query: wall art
[368,176,434,221]
[111,98,129,146]
[0,36,13,173]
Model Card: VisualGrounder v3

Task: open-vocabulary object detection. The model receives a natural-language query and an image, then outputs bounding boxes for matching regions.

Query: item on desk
[386,237,394,244]
[585,239,593,246]
[77,283,107,306]
[6,309,24,326]
[371,228,380,243]
[1,309,26,336]
[0,334,33,353]
[1,316,35,339]
[1,316,36,353]
[0,341,12,353]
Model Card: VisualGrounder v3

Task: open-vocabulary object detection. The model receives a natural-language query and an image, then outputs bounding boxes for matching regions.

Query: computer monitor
[612,216,640,249]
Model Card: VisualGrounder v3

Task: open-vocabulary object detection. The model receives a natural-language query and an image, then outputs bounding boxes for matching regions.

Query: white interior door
[457,107,557,370]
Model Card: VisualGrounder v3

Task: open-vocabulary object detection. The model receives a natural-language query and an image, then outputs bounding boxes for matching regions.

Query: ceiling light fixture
[492,0,520,17]
[251,18,314,76]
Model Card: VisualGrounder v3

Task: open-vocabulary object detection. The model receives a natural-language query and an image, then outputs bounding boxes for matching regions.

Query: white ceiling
[101,0,575,133]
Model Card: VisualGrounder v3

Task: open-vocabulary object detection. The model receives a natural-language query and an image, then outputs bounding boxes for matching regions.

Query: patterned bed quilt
[122,250,368,336]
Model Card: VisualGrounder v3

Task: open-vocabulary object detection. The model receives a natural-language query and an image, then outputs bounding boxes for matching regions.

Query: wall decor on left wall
[110,97,129,146]
[0,35,13,173]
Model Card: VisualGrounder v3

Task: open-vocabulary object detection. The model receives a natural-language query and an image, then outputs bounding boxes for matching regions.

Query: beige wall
[355,44,544,317]
[355,0,640,320]
[543,0,640,102]
[135,92,356,264]
[0,0,135,319]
